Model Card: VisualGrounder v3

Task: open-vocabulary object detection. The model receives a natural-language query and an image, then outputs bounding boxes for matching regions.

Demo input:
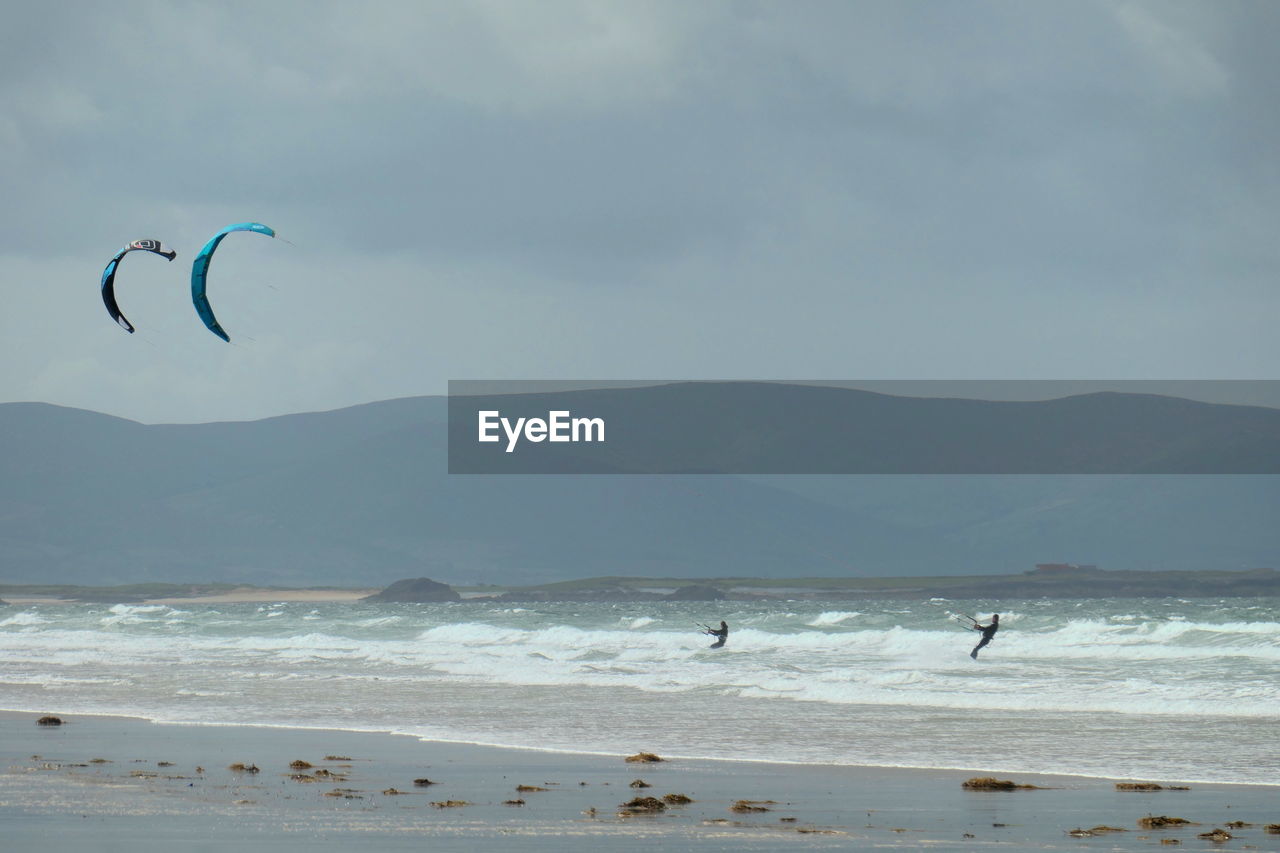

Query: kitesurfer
[970,614,999,659]
[704,620,729,649]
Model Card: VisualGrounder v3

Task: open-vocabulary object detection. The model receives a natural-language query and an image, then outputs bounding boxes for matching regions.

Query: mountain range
[1,384,1276,586]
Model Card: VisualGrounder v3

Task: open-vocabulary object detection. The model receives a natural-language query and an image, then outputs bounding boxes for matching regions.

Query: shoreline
[5,572,1280,606]
[6,704,1274,790]
[4,710,1276,851]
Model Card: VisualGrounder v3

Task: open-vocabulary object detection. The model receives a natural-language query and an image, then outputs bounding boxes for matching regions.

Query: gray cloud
[1,1,1275,423]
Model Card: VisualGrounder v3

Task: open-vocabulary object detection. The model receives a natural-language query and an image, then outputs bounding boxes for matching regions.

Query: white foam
[0,611,50,627]
[805,611,862,626]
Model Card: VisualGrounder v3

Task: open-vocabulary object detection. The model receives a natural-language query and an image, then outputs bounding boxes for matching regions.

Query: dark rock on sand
[662,793,693,804]
[663,584,726,601]
[731,800,772,813]
[363,578,461,603]
[413,778,437,786]
[625,752,664,763]
[629,779,651,788]
[1265,824,1280,834]
[36,716,63,726]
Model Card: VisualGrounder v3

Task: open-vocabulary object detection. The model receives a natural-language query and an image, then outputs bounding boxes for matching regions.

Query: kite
[190,222,276,341]
[100,239,178,333]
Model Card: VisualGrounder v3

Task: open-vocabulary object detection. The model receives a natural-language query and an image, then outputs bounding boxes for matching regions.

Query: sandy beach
[140,589,382,606]
[2,711,1275,852]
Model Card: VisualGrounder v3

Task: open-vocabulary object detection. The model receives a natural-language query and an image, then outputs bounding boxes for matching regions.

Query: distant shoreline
[3,565,1278,605]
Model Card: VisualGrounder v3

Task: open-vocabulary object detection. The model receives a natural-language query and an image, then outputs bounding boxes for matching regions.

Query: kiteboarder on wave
[970,614,999,659]
[703,620,729,649]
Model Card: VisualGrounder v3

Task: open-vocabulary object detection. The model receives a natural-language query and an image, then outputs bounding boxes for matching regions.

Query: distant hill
[0,387,1276,587]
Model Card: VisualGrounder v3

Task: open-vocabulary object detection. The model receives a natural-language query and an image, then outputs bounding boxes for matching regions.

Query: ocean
[2,597,1276,785]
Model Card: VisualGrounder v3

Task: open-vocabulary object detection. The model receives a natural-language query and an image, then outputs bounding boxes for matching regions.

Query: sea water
[1,598,1276,785]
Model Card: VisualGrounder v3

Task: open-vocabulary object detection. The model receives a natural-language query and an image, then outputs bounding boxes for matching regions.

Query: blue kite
[100,239,178,334]
[191,222,275,342]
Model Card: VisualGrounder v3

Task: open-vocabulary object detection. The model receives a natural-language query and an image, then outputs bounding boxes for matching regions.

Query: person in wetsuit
[970,614,999,659]
[705,620,729,649]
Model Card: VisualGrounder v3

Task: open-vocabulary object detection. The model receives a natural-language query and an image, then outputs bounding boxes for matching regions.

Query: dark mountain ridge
[1,386,1276,586]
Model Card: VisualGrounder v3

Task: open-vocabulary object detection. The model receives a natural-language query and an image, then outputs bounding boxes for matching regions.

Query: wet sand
[2,711,1275,851]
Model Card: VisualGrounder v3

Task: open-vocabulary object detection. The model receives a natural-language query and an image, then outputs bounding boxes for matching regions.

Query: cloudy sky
[2,0,1276,424]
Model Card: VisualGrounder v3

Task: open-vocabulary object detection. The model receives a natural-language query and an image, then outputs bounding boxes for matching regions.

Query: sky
[2,0,1276,424]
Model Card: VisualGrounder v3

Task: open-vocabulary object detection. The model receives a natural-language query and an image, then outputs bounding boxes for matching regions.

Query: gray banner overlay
[448,381,1280,474]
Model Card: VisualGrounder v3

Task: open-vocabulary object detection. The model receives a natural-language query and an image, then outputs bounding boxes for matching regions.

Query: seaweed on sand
[619,797,666,814]
[1138,815,1192,829]
[962,777,1041,790]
